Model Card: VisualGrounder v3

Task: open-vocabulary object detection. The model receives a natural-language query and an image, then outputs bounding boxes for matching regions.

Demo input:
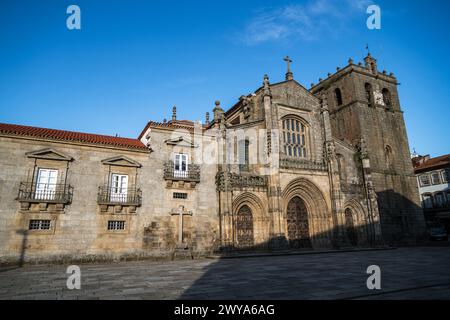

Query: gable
[101,155,142,168]
[270,80,320,111]
[165,136,198,148]
[26,148,73,161]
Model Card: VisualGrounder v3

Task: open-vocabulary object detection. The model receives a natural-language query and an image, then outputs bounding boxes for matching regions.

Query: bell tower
[311,54,426,244]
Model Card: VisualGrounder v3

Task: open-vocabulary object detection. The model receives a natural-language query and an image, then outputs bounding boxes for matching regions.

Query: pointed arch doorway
[287,196,312,248]
[235,205,254,248]
[344,208,358,246]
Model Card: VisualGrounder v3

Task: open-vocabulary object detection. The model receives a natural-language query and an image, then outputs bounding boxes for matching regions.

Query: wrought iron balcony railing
[17,182,73,204]
[97,186,142,206]
[163,161,200,182]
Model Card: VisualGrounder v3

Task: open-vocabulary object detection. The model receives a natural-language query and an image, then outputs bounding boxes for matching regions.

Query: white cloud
[237,0,373,46]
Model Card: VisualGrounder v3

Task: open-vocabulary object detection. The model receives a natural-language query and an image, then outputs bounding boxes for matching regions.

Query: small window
[422,194,433,209]
[385,145,393,167]
[29,220,51,230]
[335,88,343,106]
[173,192,188,199]
[365,83,373,106]
[107,221,125,230]
[435,193,444,207]
[431,172,441,185]
[382,88,392,108]
[441,169,449,183]
[419,174,431,187]
[238,139,249,171]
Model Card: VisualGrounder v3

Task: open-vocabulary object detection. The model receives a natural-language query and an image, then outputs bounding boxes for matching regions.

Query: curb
[207,247,397,260]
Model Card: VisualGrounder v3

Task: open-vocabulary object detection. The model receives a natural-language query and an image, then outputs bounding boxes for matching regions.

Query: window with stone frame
[107,220,125,230]
[434,193,445,207]
[336,154,346,182]
[98,156,142,211]
[382,88,392,108]
[422,194,433,209]
[419,174,431,187]
[365,83,373,106]
[35,168,58,201]
[174,153,188,177]
[173,192,188,199]
[17,148,74,212]
[109,173,129,202]
[238,139,250,171]
[29,219,51,230]
[441,169,450,183]
[282,117,308,159]
[431,172,441,185]
[385,145,393,168]
[334,88,343,106]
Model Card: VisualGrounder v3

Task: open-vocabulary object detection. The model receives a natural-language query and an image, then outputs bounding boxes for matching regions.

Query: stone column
[321,95,346,247]
[360,139,384,246]
[262,75,285,248]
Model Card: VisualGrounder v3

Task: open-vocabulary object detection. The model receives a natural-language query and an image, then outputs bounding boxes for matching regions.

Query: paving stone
[0,248,449,299]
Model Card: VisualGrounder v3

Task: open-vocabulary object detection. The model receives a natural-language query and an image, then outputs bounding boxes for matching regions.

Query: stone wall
[312,61,426,244]
[0,132,219,264]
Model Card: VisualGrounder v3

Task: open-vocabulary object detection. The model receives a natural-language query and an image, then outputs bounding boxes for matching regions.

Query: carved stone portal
[287,196,312,248]
[235,205,254,247]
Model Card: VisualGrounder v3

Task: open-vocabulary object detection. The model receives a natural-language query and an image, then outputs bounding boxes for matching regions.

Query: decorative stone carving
[366,181,378,200]
[280,157,327,171]
[341,182,364,194]
[240,96,253,119]
[324,141,336,160]
[216,172,267,191]
[357,138,369,160]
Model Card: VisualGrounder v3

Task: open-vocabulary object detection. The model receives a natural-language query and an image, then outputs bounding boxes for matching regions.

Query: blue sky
[0,0,449,156]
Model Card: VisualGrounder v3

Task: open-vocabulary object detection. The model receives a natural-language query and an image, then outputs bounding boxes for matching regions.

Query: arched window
[365,83,373,106]
[382,88,392,108]
[385,145,393,167]
[344,208,358,246]
[238,139,249,171]
[282,117,308,158]
[336,154,346,182]
[335,88,343,106]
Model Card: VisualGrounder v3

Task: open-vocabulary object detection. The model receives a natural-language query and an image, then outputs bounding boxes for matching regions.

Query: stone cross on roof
[284,56,294,81]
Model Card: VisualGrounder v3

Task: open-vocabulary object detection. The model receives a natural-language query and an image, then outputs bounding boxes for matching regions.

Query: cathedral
[0,54,426,264]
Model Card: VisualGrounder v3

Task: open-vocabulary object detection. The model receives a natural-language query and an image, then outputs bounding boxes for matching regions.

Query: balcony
[17,182,73,204]
[97,186,142,206]
[163,161,200,182]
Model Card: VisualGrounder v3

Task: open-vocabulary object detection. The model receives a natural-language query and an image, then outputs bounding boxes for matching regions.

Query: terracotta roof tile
[413,154,450,173]
[0,123,148,151]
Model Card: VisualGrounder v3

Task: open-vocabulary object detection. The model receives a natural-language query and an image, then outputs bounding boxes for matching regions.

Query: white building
[413,154,450,231]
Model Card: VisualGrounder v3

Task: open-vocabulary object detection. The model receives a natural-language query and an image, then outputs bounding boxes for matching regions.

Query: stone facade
[0,54,426,264]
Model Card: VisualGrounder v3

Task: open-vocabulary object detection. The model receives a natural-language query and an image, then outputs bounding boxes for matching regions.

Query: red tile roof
[0,123,148,151]
[413,154,450,173]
